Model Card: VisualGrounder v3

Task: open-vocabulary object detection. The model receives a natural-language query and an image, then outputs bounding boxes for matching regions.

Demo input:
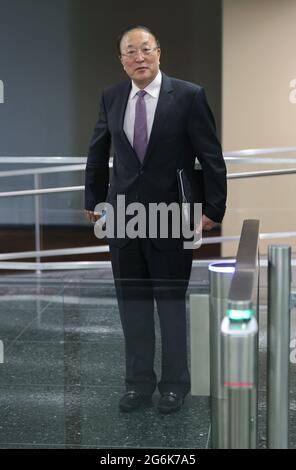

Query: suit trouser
[110,237,193,397]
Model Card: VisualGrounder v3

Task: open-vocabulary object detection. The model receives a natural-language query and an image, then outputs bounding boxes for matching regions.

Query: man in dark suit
[85,25,227,414]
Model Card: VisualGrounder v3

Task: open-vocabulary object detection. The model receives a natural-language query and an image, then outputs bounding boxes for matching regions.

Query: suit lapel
[143,73,174,166]
[117,74,174,166]
[117,81,141,162]
[118,80,131,136]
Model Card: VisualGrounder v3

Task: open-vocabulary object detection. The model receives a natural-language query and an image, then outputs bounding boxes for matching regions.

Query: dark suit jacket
[85,72,227,250]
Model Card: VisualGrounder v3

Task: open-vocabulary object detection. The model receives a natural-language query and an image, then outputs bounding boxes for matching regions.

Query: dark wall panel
[0,0,221,225]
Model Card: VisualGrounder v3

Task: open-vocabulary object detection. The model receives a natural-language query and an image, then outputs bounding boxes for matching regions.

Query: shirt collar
[130,70,162,99]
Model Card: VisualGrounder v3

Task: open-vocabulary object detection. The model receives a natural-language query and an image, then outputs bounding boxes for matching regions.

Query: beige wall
[222,0,296,256]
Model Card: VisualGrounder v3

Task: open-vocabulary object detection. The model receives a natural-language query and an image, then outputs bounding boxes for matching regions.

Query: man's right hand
[84,210,100,224]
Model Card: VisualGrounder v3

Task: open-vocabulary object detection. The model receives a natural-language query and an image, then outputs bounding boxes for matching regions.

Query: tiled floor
[0,266,295,449]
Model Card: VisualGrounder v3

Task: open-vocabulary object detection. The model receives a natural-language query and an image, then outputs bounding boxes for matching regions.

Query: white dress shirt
[123,70,162,147]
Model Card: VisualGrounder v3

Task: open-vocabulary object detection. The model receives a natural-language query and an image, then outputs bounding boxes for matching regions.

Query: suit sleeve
[187,87,227,223]
[84,91,111,211]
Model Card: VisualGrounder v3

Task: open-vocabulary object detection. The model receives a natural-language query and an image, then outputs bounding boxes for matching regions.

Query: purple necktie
[133,90,147,163]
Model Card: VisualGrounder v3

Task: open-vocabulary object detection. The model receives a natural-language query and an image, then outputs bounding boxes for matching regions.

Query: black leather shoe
[157,392,184,414]
[119,391,152,412]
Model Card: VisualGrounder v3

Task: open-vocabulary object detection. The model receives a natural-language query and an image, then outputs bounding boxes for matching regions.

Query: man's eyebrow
[126,41,150,49]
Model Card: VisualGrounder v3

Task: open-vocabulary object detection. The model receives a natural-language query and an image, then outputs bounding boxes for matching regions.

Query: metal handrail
[1,153,296,176]
[0,145,295,164]
[225,158,296,164]
[224,146,296,157]
[0,164,86,178]
[227,168,296,179]
[2,257,296,272]
[0,231,295,262]
[0,185,85,197]
[0,245,109,260]
[0,156,86,164]
[1,168,296,198]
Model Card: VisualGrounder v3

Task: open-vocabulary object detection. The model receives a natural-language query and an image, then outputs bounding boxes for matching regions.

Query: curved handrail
[1,167,296,198]
[0,145,295,164]
[224,146,296,157]
[0,231,295,261]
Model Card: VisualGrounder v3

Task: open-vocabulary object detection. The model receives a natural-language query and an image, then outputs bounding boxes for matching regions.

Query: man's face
[120,29,161,88]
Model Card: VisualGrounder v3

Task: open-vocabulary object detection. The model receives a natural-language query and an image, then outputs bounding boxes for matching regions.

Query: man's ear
[119,55,125,70]
[157,48,161,63]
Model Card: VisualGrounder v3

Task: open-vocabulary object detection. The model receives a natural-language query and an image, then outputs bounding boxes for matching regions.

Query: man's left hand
[196,214,217,234]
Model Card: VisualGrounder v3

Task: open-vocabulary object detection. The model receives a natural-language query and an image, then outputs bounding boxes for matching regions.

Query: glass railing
[0,267,295,448]
[1,147,296,270]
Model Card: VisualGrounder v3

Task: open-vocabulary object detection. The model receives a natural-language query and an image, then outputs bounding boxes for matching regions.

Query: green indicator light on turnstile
[226,308,254,321]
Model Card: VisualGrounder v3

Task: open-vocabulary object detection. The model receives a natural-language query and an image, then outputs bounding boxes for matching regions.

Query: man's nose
[135,51,145,60]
